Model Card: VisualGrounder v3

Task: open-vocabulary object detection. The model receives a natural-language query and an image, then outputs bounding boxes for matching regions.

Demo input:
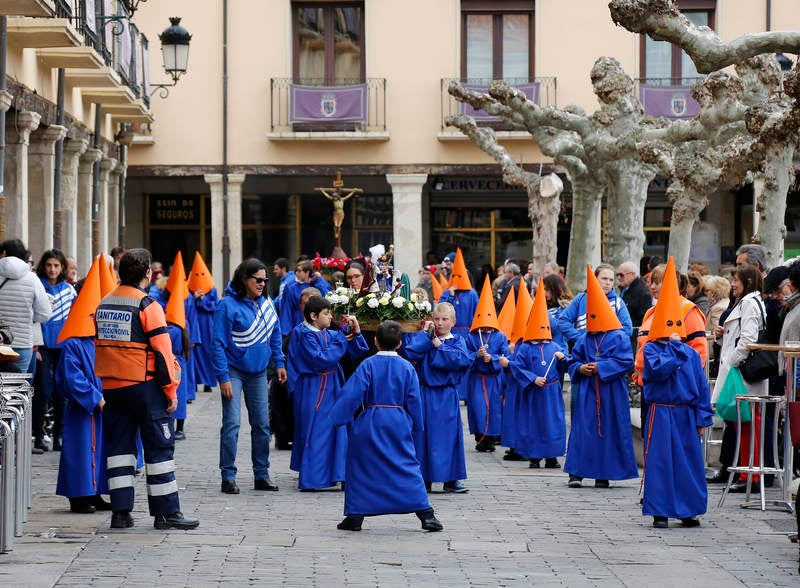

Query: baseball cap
[443,252,456,263]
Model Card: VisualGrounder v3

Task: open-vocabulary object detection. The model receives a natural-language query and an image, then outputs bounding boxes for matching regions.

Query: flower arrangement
[325,287,432,325]
[311,252,352,273]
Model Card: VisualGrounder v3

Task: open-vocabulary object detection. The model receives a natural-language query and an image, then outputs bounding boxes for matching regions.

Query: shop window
[146,194,211,268]
[242,194,296,268]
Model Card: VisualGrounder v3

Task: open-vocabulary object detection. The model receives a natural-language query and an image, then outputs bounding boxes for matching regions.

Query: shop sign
[149,197,200,225]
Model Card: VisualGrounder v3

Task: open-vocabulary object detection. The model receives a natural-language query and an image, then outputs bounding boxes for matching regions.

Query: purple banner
[84,0,96,34]
[461,83,539,120]
[142,39,150,96]
[119,18,131,76]
[289,84,367,123]
[639,85,700,119]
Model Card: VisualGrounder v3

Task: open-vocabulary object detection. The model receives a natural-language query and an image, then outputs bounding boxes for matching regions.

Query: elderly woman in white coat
[708,265,768,491]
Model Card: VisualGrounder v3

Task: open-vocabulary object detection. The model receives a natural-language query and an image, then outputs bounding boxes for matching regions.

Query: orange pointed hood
[448,248,472,291]
[431,269,443,302]
[97,252,117,296]
[437,272,449,296]
[187,251,214,294]
[497,288,516,342]
[57,257,102,342]
[470,275,500,332]
[648,257,686,341]
[510,281,533,343]
[165,251,188,299]
[524,279,552,341]
[585,265,622,333]
[165,268,188,329]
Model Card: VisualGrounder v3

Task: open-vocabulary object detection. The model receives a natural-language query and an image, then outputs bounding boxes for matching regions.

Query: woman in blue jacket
[212,258,286,494]
[33,248,76,451]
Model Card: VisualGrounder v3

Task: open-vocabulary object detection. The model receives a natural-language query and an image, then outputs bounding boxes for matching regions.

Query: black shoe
[174,430,186,441]
[727,480,751,493]
[544,458,560,469]
[337,516,363,531]
[91,495,112,511]
[529,459,541,469]
[203,385,212,393]
[110,511,134,529]
[34,438,49,452]
[69,497,96,514]
[52,437,62,451]
[254,478,279,491]
[706,469,729,483]
[425,482,432,493]
[653,516,668,529]
[221,480,240,494]
[31,445,44,455]
[154,512,200,530]
[595,479,610,489]
[421,516,444,532]
[502,449,525,461]
[680,517,701,527]
[443,480,469,493]
[276,439,292,450]
[568,475,582,488]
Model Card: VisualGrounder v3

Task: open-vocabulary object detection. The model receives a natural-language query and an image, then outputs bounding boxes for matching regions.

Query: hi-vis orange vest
[95,285,179,400]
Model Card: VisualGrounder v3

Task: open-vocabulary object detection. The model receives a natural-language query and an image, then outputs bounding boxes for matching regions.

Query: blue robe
[500,339,522,449]
[508,340,567,458]
[438,288,479,400]
[642,340,714,519]
[402,331,472,482]
[288,323,368,489]
[464,329,508,437]
[183,296,201,402]
[168,324,190,420]
[329,352,430,515]
[193,287,219,388]
[564,329,638,480]
[55,337,108,498]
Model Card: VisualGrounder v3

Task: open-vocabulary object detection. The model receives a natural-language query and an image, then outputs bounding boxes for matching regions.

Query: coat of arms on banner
[321,93,337,117]
[671,95,687,117]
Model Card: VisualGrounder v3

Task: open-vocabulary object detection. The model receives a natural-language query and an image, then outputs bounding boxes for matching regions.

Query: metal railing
[441,77,557,130]
[269,77,386,133]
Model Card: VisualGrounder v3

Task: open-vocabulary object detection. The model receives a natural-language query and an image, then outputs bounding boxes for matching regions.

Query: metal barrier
[0,373,34,554]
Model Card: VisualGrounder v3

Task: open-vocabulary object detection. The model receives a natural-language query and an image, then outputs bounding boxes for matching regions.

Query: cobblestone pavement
[2,388,798,587]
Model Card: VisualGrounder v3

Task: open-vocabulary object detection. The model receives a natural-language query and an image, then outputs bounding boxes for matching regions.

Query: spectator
[735,243,768,277]
[616,261,652,329]
[495,262,522,312]
[65,256,78,284]
[685,270,709,315]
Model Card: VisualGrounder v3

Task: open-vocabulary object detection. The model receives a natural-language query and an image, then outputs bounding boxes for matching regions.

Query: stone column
[386,173,428,280]
[77,148,102,275]
[204,173,245,292]
[4,111,41,244]
[28,124,67,256]
[98,157,117,254]
[61,137,89,260]
[107,160,123,251]
[0,90,13,242]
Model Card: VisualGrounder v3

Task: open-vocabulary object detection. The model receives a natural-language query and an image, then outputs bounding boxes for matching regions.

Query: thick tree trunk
[755,144,793,269]
[603,161,656,270]
[565,176,604,291]
[528,174,562,282]
[668,187,709,272]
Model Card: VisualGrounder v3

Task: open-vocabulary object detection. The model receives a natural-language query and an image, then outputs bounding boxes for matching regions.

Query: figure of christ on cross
[314,172,364,248]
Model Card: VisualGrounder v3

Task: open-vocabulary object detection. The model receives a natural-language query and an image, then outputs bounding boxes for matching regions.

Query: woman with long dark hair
[33,248,76,451]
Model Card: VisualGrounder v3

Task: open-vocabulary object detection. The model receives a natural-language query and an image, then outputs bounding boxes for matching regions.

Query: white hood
[0,256,31,281]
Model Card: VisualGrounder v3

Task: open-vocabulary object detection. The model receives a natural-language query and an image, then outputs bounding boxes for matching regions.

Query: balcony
[438,77,557,141]
[0,0,54,16]
[634,77,703,120]
[268,78,387,141]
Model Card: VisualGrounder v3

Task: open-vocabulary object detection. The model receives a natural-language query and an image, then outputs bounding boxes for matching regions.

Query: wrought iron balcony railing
[441,77,557,130]
[270,78,386,134]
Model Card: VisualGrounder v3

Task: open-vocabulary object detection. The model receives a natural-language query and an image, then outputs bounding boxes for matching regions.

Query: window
[641,1,715,84]
[293,2,364,85]
[461,0,534,82]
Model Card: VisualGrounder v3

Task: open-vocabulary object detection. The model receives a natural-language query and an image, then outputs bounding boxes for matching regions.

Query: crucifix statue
[314,172,363,249]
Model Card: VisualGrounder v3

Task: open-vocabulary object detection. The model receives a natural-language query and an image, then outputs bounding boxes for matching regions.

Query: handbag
[715,366,751,422]
[738,299,778,383]
[0,278,13,345]
[789,401,800,448]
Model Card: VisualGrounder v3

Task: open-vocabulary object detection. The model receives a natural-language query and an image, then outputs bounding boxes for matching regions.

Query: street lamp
[151,17,192,98]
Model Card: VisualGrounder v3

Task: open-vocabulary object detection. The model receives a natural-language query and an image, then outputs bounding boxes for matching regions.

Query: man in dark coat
[495,262,522,312]
[616,261,651,330]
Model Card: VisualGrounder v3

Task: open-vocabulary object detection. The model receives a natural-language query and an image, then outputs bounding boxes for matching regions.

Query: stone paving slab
[2,387,798,586]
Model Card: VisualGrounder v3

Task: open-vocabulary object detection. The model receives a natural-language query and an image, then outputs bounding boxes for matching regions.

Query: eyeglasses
[615,272,632,279]
[249,276,267,284]
[346,273,362,281]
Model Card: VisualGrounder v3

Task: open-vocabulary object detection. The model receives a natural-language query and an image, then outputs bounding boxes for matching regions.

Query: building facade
[117,0,800,287]
[0,0,154,274]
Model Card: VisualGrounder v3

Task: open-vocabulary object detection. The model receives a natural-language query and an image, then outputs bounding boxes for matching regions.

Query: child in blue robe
[288,296,368,490]
[328,320,443,532]
[564,266,638,488]
[402,302,472,492]
[506,340,567,468]
[465,329,508,453]
[642,337,714,527]
[193,287,220,391]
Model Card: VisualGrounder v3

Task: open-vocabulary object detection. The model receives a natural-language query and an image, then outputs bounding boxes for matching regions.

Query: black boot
[91,495,112,511]
[529,459,541,469]
[153,512,200,530]
[69,497,96,514]
[337,515,364,531]
[415,508,443,532]
[544,458,560,469]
